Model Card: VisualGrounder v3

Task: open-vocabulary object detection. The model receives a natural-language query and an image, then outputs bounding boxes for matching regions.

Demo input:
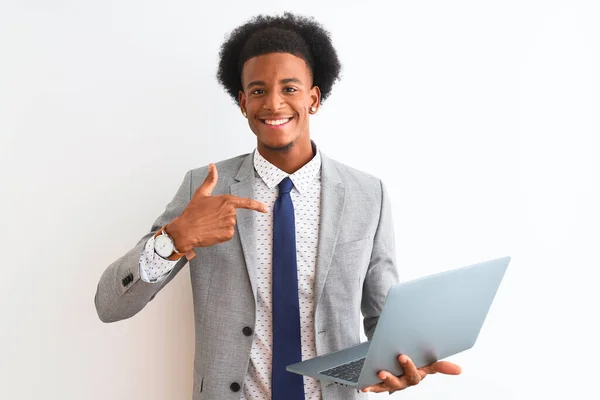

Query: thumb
[195,163,218,197]
[431,361,462,375]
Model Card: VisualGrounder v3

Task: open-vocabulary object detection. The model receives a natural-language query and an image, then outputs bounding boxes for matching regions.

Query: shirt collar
[253,144,322,196]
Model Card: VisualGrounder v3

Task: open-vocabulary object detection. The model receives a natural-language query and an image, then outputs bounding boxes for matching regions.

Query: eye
[251,89,264,95]
[284,87,297,93]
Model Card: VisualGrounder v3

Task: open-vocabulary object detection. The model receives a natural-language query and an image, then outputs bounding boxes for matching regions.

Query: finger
[362,380,394,393]
[196,163,219,197]
[430,361,462,375]
[229,196,268,213]
[378,370,406,392]
[361,382,387,393]
[398,355,422,386]
[362,370,407,394]
[418,364,437,375]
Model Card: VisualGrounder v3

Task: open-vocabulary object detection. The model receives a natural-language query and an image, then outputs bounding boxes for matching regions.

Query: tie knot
[278,177,293,194]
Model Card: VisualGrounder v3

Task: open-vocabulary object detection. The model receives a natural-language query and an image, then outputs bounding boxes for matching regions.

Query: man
[95,12,461,399]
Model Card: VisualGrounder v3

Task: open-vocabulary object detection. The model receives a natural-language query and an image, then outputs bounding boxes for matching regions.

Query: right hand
[166,163,268,252]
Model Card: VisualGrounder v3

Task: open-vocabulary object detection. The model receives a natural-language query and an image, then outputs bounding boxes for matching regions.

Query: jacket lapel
[314,153,346,307]
[230,153,258,302]
[229,150,346,306]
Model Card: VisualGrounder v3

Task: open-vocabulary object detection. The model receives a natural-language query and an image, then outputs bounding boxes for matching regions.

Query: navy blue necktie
[272,177,304,400]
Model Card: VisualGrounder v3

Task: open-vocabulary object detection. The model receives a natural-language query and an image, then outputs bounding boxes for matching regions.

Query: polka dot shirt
[242,149,322,400]
[139,235,177,282]
[139,148,323,399]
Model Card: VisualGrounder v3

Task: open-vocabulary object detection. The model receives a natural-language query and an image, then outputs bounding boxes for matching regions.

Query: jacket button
[230,382,240,392]
[242,326,253,336]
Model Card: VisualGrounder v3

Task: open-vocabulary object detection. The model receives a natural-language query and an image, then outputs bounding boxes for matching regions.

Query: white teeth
[264,118,291,126]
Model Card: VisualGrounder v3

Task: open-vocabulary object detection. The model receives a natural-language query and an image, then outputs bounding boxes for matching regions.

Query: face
[238,52,320,152]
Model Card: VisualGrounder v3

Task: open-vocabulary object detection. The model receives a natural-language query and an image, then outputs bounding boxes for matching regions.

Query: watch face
[155,234,174,258]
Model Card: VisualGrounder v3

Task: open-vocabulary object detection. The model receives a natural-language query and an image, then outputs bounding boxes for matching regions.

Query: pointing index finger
[230,196,268,213]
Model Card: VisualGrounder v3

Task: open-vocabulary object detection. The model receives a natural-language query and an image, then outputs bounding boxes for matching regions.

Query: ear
[310,86,321,110]
[238,90,246,113]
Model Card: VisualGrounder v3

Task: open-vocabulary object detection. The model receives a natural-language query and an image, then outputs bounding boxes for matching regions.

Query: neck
[257,136,314,174]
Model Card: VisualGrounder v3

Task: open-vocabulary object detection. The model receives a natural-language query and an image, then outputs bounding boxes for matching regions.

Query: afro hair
[217,12,342,105]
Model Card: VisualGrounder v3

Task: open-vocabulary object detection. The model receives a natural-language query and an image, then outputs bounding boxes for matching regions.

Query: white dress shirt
[139,148,323,399]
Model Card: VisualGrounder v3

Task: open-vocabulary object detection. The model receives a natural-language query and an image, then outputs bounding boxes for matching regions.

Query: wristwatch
[153,225,196,261]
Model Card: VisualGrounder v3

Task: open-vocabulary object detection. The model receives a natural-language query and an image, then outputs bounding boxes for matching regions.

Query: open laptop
[286,256,510,389]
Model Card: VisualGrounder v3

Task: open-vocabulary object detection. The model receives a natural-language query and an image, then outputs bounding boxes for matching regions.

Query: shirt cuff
[139,235,179,283]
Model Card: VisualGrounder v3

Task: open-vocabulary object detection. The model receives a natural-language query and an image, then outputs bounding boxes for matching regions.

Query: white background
[1,1,598,399]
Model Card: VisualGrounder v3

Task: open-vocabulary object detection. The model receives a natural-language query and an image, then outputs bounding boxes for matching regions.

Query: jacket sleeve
[94,170,192,323]
[361,179,400,340]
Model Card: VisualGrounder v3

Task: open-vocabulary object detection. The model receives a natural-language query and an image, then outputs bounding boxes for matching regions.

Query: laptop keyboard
[319,357,366,383]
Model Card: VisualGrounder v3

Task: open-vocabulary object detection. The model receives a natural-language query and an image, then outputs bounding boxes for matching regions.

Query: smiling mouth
[258,117,294,127]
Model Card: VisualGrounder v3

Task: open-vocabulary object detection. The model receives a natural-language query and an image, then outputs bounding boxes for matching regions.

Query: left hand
[361,355,462,394]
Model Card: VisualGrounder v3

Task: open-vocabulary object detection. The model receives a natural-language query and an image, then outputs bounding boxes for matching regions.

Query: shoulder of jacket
[323,153,382,190]
[189,153,251,179]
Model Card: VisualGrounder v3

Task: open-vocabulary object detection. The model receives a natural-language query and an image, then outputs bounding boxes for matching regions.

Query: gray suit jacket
[95,150,399,399]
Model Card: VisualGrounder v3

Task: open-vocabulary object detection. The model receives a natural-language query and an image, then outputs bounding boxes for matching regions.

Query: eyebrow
[246,78,302,90]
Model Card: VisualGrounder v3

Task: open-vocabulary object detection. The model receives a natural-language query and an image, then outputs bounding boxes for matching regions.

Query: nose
[263,90,285,111]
